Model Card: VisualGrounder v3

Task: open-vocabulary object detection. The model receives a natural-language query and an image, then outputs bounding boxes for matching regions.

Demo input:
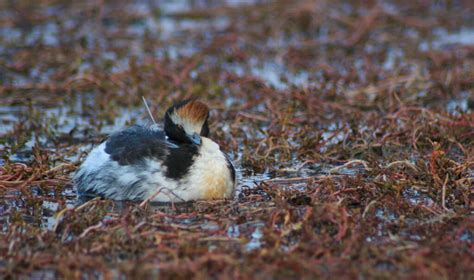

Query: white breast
[164,137,235,201]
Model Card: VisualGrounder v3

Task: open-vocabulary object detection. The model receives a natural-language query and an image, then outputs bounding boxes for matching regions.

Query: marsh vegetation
[0,0,473,278]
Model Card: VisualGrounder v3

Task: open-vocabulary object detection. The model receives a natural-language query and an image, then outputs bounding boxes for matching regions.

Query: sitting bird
[74,100,235,202]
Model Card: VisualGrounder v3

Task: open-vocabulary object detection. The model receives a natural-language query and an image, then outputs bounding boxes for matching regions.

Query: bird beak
[188,132,202,145]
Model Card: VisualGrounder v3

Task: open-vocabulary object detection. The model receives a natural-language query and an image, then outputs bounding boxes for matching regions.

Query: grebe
[74,100,236,202]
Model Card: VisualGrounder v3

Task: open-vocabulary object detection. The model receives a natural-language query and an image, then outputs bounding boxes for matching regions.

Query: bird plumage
[74,100,235,202]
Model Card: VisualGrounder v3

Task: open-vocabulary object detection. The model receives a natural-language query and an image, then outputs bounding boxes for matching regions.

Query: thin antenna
[141,96,157,125]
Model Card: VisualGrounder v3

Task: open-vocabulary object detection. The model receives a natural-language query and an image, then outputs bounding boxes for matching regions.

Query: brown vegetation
[0,0,473,278]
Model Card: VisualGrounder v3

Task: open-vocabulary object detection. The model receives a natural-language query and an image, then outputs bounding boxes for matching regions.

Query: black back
[105,125,168,165]
[105,125,199,179]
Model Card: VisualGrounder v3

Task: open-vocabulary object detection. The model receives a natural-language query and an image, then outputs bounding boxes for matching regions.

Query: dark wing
[105,125,172,165]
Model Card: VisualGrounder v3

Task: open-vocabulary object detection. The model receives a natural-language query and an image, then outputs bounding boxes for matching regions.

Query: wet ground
[0,0,473,278]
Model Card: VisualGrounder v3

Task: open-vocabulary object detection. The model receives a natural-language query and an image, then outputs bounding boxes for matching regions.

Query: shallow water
[0,0,473,278]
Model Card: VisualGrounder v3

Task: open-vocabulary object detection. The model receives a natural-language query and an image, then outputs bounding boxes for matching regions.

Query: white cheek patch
[170,112,204,135]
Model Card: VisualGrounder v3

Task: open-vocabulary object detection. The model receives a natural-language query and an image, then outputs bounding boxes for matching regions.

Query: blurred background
[0,0,473,278]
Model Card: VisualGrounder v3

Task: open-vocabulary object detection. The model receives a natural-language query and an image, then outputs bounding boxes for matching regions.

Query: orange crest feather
[176,101,209,123]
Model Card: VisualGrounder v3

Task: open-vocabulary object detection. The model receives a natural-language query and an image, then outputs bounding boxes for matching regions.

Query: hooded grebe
[74,100,236,202]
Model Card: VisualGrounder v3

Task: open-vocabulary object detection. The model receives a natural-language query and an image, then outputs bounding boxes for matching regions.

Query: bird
[73,100,236,202]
